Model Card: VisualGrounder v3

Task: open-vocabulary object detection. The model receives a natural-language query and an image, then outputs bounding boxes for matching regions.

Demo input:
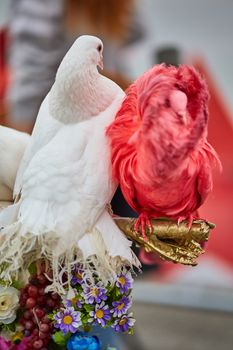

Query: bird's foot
[134,213,152,240]
[177,214,199,230]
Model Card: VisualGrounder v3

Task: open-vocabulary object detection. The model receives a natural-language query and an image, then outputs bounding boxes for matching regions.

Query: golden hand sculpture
[115,217,215,266]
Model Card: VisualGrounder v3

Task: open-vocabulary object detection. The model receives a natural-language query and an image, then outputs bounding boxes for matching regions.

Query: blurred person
[6,0,145,133]
[0,29,8,124]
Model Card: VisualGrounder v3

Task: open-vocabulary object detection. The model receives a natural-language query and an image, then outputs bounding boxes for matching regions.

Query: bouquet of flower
[0,261,135,349]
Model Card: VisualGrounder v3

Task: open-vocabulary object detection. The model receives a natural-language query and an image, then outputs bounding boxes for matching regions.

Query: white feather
[14,95,62,198]
[16,92,123,239]
[78,209,139,265]
[0,126,29,201]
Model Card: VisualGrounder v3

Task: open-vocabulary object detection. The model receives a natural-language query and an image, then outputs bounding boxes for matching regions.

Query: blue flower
[67,332,101,350]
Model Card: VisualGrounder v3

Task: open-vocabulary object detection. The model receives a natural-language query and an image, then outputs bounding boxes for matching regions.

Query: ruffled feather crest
[107,64,211,185]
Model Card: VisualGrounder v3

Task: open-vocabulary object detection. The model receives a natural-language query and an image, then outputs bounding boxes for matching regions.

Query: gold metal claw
[114,217,215,266]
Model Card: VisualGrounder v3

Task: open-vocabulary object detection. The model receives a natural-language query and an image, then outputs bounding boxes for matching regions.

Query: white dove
[0,126,29,202]
[14,35,109,198]
[0,35,139,292]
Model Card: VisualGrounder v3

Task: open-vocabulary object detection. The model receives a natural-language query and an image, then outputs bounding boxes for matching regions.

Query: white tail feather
[0,205,140,294]
[78,210,140,270]
[0,202,20,228]
[95,210,140,266]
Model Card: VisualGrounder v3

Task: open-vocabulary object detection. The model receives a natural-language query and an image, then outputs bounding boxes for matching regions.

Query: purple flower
[63,294,83,309]
[82,282,107,304]
[63,299,72,308]
[116,273,133,294]
[71,266,84,285]
[111,296,132,317]
[113,313,135,333]
[54,307,82,334]
[89,301,111,327]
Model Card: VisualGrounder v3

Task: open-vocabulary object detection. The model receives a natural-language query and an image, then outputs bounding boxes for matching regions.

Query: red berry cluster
[19,274,60,350]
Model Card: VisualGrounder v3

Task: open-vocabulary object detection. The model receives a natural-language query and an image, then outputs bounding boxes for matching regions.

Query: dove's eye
[97,44,102,52]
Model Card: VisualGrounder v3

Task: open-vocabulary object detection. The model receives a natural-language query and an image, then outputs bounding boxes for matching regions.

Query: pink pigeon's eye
[97,44,102,52]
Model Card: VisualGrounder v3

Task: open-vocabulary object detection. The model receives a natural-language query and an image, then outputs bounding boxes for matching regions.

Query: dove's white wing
[14,94,62,198]
[19,123,109,241]
[15,92,124,244]
[0,113,115,282]
[0,126,30,201]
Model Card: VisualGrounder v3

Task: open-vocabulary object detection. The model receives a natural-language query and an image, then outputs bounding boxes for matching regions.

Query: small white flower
[0,286,19,324]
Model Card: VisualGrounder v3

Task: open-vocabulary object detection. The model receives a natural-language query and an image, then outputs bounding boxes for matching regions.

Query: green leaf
[83,324,92,333]
[48,312,56,320]
[83,304,92,312]
[128,327,134,335]
[115,288,121,297]
[53,331,71,346]
[81,314,91,326]
[11,279,23,289]
[48,339,66,350]
[28,262,37,276]
[3,322,16,332]
[0,279,8,286]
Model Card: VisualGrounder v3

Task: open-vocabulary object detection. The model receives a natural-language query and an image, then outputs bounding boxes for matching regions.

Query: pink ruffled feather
[107,64,221,226]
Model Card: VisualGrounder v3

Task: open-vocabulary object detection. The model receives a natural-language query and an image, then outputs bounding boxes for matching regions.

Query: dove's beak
[98,54,104,70]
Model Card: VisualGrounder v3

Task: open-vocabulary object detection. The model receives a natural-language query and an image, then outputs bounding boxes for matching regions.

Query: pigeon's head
[50,35,122,123]
[58,35,104,78]
[73,35,104,70]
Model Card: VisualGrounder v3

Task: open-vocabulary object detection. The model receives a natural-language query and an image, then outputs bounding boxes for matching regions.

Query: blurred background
[1,0,233,349]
